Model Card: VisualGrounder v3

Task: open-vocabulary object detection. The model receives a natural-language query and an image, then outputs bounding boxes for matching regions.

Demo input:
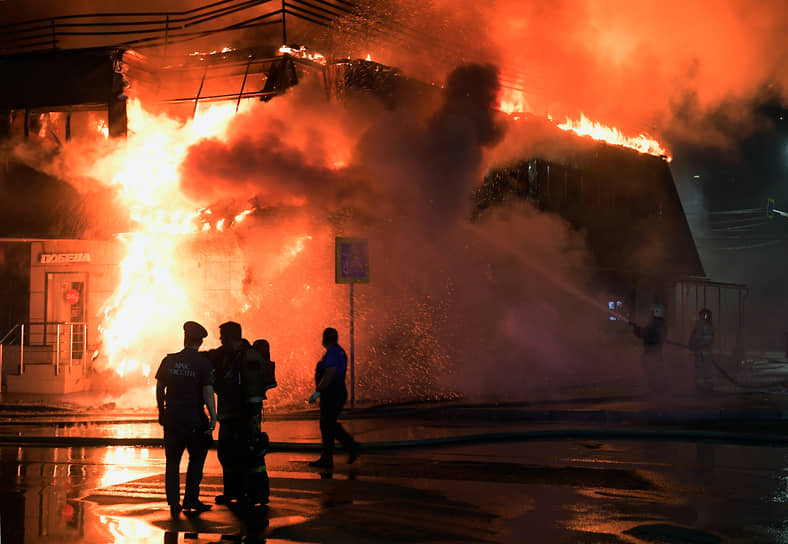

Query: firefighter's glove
[308,391,321,404]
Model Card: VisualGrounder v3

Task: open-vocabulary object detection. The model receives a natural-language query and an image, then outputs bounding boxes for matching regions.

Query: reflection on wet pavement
[1,440,787,543]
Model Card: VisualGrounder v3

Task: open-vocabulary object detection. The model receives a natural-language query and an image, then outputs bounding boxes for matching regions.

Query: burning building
[0,11,750,402]
[475,116,747,354]
[0,45,326,395]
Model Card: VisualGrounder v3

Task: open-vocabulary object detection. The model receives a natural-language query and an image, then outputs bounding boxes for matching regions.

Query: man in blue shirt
[308,327,361,468]
[156,321,217,516]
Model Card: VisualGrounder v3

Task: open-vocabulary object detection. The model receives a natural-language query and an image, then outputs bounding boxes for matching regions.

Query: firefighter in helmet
[689,308,715,392]
[632,304,668,393]
[204,321,266,506]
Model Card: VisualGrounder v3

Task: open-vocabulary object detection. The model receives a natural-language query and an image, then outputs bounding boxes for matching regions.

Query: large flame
[557,114,672,161]
[498,88,529,116]
[498,88,671,160]
[97,98,258,380]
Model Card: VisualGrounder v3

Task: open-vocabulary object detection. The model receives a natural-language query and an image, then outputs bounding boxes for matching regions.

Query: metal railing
[0,322,23,375]
[6,322,88,377]
[0,0,353,55]
[0,323,22,379]
[0,322,22,345]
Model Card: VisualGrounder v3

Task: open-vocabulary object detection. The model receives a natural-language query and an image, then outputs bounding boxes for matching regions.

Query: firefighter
[241,338,278,506]
[308,327,361,468]
[204,321,265,506]
[249,339,278,425]
[632,304,668,393]
[155,321,216,516]
[244,423,270,507]
[689,308,715,392]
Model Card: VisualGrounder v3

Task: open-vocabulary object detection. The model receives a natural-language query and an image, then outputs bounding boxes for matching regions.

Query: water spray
[464,223,647,330]
[464,221,788,393]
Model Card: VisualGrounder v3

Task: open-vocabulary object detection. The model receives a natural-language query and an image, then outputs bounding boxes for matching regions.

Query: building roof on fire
[477,115,705,285]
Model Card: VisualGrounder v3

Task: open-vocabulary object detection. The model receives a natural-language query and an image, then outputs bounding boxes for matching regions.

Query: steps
[6,364,88,394]
[5,346,89,394]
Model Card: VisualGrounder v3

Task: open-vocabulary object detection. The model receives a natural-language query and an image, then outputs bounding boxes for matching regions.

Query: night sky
[671,97,788,347]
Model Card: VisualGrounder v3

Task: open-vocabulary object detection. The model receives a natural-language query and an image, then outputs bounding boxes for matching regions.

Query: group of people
[632,304,716,393]
[155,305,716,514]
[155,321,360,517]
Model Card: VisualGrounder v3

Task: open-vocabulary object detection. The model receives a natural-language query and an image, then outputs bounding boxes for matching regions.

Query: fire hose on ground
[0,428,786,449]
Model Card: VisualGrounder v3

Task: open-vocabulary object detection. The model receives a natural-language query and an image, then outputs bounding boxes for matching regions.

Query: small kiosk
[0,238,121,394]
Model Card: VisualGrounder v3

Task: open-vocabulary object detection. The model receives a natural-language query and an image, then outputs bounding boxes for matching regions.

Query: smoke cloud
[1,53,651,407]
[336,0,787,148]
[5,0,747,406]
[170,61,643,405]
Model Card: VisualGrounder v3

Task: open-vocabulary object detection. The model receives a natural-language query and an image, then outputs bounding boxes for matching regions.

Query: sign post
[335,237,370,408]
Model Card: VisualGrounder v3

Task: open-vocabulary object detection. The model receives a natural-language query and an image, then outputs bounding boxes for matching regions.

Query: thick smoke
[1,55,648,406]
[178,83,373,211]
[6,0,785,145]
[4,0,738,405]
[167,62,643,404]
[337,0,787,148]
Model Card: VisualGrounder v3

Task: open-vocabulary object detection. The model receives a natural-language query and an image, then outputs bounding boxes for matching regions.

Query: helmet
[699,308,712,321]
[651,304,664,318]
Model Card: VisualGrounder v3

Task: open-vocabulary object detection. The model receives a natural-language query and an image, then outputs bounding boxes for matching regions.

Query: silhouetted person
[689,308,715,392]
[632,304,667,393]
[240,338,278,506]
[156,321,216,517]
[308,327,361,468]
[250,339,278,426]
[204,321,265,505]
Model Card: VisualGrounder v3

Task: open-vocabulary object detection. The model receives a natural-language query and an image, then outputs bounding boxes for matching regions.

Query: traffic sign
[335,237,370,284]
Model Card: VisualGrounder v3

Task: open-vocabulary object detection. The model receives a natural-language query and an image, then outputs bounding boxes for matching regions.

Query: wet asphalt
[0,382,787,543]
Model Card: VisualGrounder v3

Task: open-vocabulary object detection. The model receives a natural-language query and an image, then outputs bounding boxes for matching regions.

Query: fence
[672,278,747,355]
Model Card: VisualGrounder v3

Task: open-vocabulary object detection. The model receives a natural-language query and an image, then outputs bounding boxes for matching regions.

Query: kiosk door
[46,273,87,360]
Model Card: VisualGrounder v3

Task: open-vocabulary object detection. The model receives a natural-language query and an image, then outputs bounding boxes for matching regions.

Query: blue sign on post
[335,237,370,284]
[767,198,775,219]
[335,237,369,408]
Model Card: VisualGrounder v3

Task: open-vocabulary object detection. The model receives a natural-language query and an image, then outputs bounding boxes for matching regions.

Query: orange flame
[499,88,528,116]
[278,45,326,65]
[97,98,256,380]
[557,114,672,161]
[498,87,671,160]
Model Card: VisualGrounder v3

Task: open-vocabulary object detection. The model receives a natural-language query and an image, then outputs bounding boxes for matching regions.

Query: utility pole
[281,0,287,44]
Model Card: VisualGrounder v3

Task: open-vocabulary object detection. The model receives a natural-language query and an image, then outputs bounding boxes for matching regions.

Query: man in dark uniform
[155,321,216,517]
[308,327,361,468]
[632,304,668,393]
[204,321,265,505]
[689,308,715,391]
